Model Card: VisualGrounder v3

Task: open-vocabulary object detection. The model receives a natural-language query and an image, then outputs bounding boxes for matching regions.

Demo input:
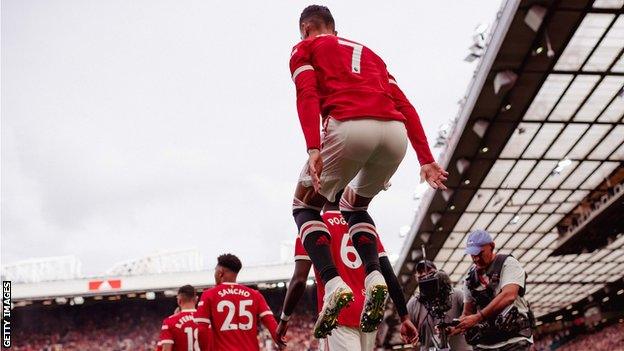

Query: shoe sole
[313,289,354,339]
[360,284,388,333]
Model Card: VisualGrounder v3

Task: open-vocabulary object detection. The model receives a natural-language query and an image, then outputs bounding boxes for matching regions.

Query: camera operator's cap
[465,229,493,255]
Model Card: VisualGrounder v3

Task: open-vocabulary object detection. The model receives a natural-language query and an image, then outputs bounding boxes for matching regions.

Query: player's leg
[324,326,362,351]
[359,329,377,351]
[292,119,369,338]
[340,119,408,332]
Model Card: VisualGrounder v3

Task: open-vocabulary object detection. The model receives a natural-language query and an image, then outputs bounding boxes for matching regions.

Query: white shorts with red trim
[318,326,377,351]
[298,118,408,203]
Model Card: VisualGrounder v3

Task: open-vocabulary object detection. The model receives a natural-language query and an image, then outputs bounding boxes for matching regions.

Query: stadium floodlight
[145,291,156,300]
[55,297,68,305]
[306,279,314,286]
[552,158,572,175]
[472,119,489,138]
[510,215,521,225]
[73,296,84,305]
[494,70,518,94]
[524,5,547,32]
[277,282,285,288]
[163,290,176,297]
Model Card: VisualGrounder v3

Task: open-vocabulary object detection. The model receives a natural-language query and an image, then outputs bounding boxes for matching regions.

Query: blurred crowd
[533,322,624,351]
[11,288,321,351]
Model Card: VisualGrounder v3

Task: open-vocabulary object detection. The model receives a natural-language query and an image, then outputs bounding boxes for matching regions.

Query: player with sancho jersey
[288,5,448,338]
[277,209,418,350]
[158,285,211,351]
[195,254,284,351]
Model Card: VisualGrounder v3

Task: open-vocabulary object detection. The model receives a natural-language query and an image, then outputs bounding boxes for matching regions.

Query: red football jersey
[158,309,209,351]
[196,283,275,351]
[294,211,387,328]
[289,34,434,165]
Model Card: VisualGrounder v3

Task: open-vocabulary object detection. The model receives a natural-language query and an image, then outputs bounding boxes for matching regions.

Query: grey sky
[2,0,502,275]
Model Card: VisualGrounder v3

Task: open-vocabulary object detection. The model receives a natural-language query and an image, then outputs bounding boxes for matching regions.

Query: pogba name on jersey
[217,287,251,298]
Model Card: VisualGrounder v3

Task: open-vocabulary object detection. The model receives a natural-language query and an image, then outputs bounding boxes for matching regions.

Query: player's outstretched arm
[276,259,312,344]
[290,46,322,152]
[380,256,418,344]
[387,74,448,190]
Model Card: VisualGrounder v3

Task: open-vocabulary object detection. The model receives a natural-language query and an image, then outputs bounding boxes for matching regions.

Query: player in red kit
[277,206,417,349]
[158,285,211,351]
[195,254,284,351]
[289,5,448,337]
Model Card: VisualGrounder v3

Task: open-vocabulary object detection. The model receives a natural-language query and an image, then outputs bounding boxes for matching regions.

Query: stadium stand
[11,286,320,351]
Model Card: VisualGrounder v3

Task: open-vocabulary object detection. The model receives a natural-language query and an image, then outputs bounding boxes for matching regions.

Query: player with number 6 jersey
[158,285,211,351]
[277,209,417,350]
[195,254,283,351]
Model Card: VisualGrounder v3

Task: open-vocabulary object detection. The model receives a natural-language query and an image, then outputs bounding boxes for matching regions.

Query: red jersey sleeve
[195,292,212,326]
[290,40,322,150]
[256,291,278,342]
[387,74,435,165]
[376,239,387,258]
[158,318,174,346]
[294,237,310,261]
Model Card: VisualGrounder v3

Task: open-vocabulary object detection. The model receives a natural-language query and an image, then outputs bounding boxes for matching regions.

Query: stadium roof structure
[395,0,624,324]
[11,262,299,301]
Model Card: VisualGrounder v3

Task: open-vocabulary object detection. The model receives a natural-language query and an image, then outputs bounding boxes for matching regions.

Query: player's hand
[307,149,323,192]
[399,316,418,345]
[276,320,288,349]
[452,313,480,334]
[420,162,449,190]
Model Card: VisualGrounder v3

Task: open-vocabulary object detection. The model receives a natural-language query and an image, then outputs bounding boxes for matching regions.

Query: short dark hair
[416,260,437,274]
[299,5,335,30]
[178,284,196,301]
[217,253,242,274]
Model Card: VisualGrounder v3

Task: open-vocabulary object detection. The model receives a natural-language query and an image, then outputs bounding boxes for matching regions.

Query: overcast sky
[2,0,502,276]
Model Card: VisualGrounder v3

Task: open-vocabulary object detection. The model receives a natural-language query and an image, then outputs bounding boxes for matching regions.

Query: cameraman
[450,230,533,351]
[406,260,472,350]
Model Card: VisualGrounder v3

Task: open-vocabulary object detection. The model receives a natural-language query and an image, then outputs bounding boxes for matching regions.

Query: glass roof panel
[500,123,541,158]
[471,213,496,231]
[545,124,590,158]
[520,214,549,232]
[523,124,565,158]
[522,160,558,188]
[589,125,624,159]
[554,14,615,71]
[466,189,495,212]
[592,0,624,9]
[583,15,624,71]
[567,124,612,158]
[524,75,574,121]
[502,160,537,188]
[549,75,600,120]
[488,213,514,232]
[574,76,624,121]
[598,92,624,122]
[481,160,515,188]
[580,161,620,189]
[560,161,601,188]
[453,213,479,232]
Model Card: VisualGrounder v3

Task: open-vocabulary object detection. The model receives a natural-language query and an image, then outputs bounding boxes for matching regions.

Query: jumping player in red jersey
[289,5,448,338]
[277,207,417,350]
[195,254,284,351]
[158,285,211,351]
